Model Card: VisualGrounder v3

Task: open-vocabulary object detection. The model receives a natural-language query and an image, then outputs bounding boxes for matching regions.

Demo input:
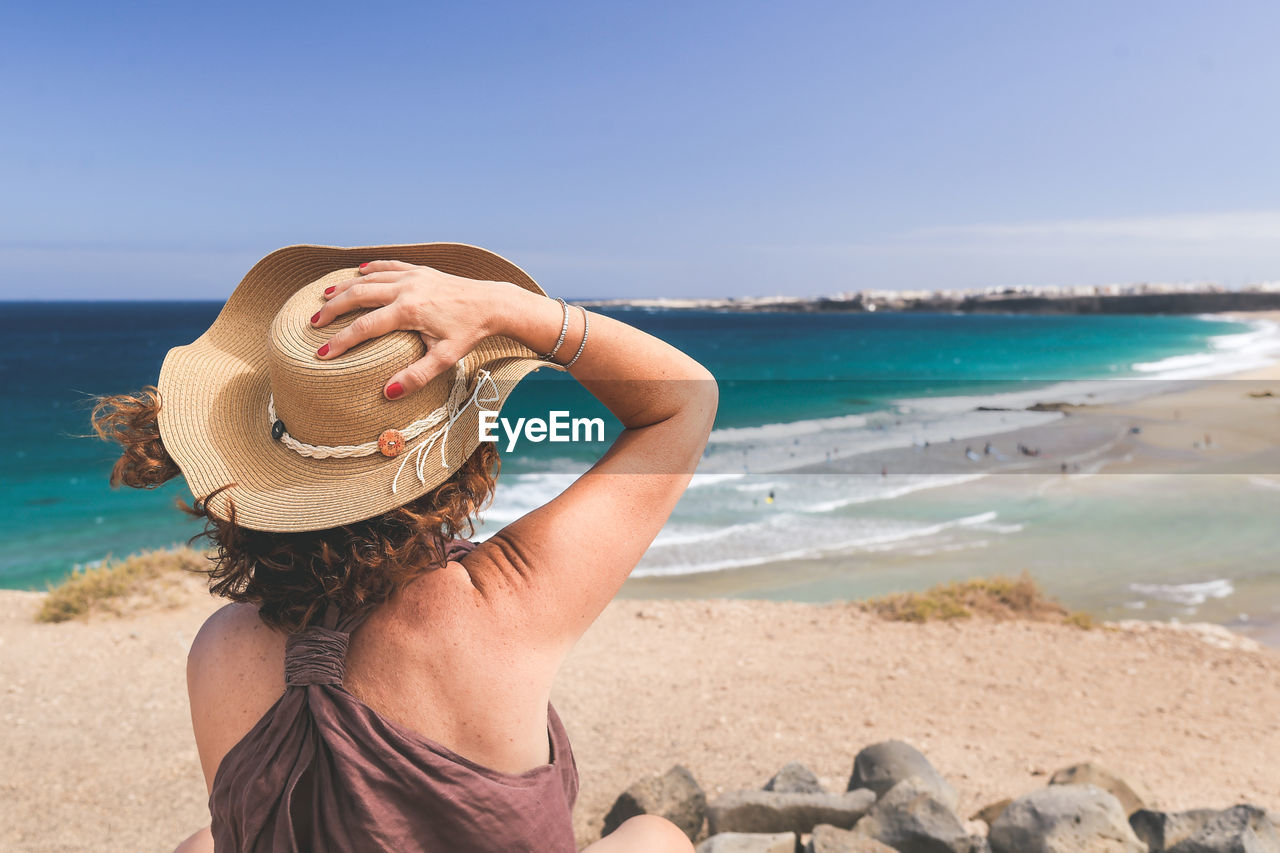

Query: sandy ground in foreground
[1,581,1278,852]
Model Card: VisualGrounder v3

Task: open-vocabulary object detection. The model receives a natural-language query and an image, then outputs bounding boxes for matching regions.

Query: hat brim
[157,242,562,533]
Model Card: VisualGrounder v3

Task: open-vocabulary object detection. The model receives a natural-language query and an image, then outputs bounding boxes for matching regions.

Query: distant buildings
[578,280,1280,314]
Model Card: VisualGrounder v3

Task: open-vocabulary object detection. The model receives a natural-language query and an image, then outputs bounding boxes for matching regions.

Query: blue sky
[4,0,1280,299]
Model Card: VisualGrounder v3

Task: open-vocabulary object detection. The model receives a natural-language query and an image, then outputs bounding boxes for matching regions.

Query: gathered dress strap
[285,602,355,688]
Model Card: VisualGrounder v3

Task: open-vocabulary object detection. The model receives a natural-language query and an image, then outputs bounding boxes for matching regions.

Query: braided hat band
[267,363,501,494]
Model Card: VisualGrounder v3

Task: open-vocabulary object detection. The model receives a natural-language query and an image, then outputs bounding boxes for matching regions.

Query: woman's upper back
[188,547,580,852]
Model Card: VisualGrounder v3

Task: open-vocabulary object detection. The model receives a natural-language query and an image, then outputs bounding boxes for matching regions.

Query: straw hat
[156,242,563,532]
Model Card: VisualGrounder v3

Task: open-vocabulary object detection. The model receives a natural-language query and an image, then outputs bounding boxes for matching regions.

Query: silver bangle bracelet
[564,306,589,369]
[542,297,569,362]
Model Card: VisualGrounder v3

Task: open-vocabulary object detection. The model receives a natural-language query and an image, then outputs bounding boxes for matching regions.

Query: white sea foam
[1129,352,1218,373]
[708,413,870,445]
[955,510,998,526]
[899,539,991,557]
[1131,317,1280,379]
[800,473,989,513]
[687,472,747,488]
[969,520,1026,534]
[649,521,758,547]
[1127,579,1235,607]
[632,509,1007,577]
[1248,476,1280,491]
[733,480,781,493]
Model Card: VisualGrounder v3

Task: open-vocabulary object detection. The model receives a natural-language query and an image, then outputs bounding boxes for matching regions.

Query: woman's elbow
[691,367,718,432]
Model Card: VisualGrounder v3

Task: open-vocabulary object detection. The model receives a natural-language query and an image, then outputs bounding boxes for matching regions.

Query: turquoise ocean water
[3,303,1278,633]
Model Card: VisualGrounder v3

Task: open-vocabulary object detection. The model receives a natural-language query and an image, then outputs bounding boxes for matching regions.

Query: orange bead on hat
[377,429,406,458]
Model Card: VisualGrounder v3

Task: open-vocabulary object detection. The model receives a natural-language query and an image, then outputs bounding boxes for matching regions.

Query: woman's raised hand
[312,260,519,400]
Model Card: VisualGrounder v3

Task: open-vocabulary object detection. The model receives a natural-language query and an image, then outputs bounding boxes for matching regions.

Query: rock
[1130,809,1220,851]
[708,790,877,836]
[988,784,1147,853]
[1131,806,1280,852]
[847,740,959,811]
[603,764,707,841]
[852,778,972,853]
[1050,763,1145,815]
[696,831,798,853]
[972,800,1012,826]
[806,823,897,852]
[1164,805,1280,853]
[767,762,825,794]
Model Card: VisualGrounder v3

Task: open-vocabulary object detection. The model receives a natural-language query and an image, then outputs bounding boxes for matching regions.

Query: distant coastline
[577,282,1280,314]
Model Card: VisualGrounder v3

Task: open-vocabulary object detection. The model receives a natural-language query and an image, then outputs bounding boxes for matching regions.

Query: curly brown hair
[90,386,500,632]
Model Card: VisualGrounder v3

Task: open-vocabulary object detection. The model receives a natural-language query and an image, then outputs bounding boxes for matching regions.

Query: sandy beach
[1,578,1278,852]
[3,312,1279,851]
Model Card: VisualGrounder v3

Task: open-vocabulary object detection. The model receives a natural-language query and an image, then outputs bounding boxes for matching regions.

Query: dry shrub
[860,571,1093,628]
[37,547,210,623]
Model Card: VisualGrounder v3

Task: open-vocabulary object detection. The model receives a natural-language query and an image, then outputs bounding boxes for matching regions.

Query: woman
[92,243,717,852]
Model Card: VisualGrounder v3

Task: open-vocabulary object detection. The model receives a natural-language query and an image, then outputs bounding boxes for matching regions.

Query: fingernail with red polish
[317,343,330,357]
[386,382,404,400]
[359,263,369,269]
[310,311,320,324]
[324,286,335,296]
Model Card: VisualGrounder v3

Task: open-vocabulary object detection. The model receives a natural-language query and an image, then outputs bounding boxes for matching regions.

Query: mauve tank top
[208,539,580,852]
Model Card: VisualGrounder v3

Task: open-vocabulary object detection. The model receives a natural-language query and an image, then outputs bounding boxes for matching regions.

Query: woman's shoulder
[188,603,288,704]
[190,602,285,674]
[187,603,289,793]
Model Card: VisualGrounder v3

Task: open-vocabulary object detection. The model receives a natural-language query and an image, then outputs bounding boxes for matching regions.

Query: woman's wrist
[483,281,578,359]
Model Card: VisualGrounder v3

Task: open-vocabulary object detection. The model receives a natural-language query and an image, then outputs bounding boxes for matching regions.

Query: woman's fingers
[313,282,400,326]
[322,270,404,301]
[383,344,461,400]
[315,304,403,359]
[359,259,419,274]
